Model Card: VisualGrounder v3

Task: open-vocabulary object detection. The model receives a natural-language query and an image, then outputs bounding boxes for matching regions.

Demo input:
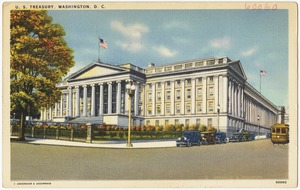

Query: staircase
[69,116,103,125]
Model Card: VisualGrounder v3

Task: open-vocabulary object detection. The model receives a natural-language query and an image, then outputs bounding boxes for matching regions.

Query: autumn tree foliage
[10,10,75,140]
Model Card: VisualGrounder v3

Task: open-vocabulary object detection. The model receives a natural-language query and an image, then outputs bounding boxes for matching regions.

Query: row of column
[244,96,277,127]
[51,80,140,118]
[228,78,244,118]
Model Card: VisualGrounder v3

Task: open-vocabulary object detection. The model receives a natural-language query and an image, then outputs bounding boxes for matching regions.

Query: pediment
[75,66,120,79]
[229,61,247,80]
[65,62,127,81]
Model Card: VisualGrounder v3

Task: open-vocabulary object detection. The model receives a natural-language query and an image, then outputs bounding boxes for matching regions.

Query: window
[155,120,159,126]
[166,91,171,100]
[157,82,161,88]
[157,92,161,101]
[186,79,191,85]
[185,119,190,126]
[148,84,152,89]
[197,78,202,84]
[175,119,179,125]
[156,105,161,115]
[166,104,170,114]
[176,80,181,86]
[282,128,287,134]
[208,77,214,84]
[176,104,181,114]
[209,87,214,96]
[208,118,212,126]
[165,66,172,72]
[148,93,152,101]
[176,90,181,100]
[186,104,191,113]
[197,102,202,113]
[165,120,169,126]
[197,88,202,97]
[147,106,152,115]
[196,119,201,126]
[208,101,214,112]
[186,89,191,99]
[218,58,223,64]
[146,120,150,125]
[166,81,171,87]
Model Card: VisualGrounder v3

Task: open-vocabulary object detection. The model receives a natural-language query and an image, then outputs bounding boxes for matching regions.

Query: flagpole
[260,71,261,93]
[98,36,100,62]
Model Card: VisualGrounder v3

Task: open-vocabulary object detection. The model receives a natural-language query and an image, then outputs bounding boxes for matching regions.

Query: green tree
[10,10,74,140]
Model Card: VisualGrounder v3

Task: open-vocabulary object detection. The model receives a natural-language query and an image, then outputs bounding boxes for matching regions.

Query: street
[11,139,288,180]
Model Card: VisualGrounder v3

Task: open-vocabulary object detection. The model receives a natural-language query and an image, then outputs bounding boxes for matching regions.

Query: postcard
[2,1,298,188]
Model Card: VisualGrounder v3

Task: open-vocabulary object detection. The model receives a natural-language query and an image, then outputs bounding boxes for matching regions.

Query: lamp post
[257,115,260,140]
[126,82,136,147]
[217,104,220,132]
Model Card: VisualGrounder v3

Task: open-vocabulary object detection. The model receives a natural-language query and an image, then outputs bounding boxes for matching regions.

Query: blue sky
[48,10,288,110]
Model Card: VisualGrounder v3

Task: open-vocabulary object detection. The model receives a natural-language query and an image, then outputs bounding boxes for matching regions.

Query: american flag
[99,37,107,49]
[260,70,267,76]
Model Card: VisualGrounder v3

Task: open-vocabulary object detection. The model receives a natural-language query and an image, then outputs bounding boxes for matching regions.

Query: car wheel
[188,142,191,147]
[176,144,179,147]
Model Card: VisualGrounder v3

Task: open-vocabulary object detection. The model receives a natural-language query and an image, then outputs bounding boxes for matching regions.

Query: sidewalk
[11,136,177,149]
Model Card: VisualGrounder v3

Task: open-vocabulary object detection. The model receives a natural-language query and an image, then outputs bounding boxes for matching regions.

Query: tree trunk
[19,112,26,141]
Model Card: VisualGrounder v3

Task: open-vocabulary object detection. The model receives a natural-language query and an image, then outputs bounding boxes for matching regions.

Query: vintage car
[201,131,216,145]
[215,132,227,144]
[176,130,201,147]
[228,133,244,142]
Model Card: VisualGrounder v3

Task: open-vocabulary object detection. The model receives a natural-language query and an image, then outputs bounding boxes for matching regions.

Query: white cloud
[241,47,258,57]
[156,46,177,57]
[164,21,189,30]
[210,37,231,48]
[111,20,148,52]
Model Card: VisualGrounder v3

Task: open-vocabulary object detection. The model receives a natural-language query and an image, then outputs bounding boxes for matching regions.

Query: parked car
[176,130,201,147]
[228,133,244,142]
[201,131,216,145]
[215,132,227,144]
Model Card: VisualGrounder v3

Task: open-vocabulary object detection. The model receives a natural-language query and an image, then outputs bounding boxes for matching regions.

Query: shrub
[189,124,198,131]
[119,132,124,139]
[207,126,217,132]
[132,126,137,131]
[146,125,154,131]
[80,124,87,130]
[67,124,73,130]
[140,125,146,131]
[109,132,117,138]
[105,125,111,131]
[182,125,188,131]
[199,124,207,132]
[163,124,171,132]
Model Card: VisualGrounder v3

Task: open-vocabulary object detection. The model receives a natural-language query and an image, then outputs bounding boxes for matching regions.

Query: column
[82,85,87,117]
[116,81,122,114]
[60,94,63,117]
[241,87,244,118]
[191,78,196,114]
[222,76,228,113]
[49,107,52,120]
[231,81,234,116]
[170,80,175,115]
[237,85,241,117]
[40,110,44,120]
[54,103,58,117]
[134,82,140,116]
[44,108,47,120]
[68,86,73,117]
[108,82,112,114]
[99,83,103,115]
[203,77,207,113]
[152,82,156,115]
[228,80,231,114]
[91,84,95,116]
[161,82,165,115]
[181,79,185,114]
[75,86,80,117]
[214,76,219,112]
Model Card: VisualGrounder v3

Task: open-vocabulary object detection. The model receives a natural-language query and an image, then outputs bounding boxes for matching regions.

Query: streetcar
[271,123,289,144]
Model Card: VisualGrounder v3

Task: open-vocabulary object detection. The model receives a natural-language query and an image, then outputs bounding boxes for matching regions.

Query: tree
[10,10,75,140]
